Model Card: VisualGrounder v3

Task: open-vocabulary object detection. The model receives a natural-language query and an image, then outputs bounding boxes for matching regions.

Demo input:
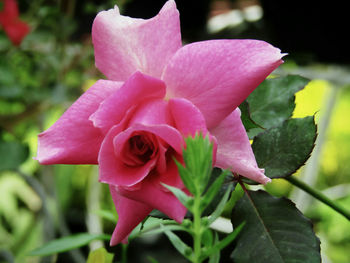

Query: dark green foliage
[0,140,29,171]
[231,190,321,263]
[247,75,310,129]
[252,116,317,179]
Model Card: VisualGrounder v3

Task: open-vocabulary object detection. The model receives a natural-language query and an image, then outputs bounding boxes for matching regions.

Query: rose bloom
[36,0,283,245]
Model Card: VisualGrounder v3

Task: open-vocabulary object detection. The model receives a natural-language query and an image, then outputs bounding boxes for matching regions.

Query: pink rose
[36,0,283,245]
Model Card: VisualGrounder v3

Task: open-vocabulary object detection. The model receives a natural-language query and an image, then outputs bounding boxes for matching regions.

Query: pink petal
[169,98,218,164]
[110,186,153,245]
[99,123,183,187]
[90,72,166,134]
[129,99,173,127]
[92,0,181,81]
[36,80,122,164]
[158,151,184,189]
[210,109,271,184]
[163,39,284,128]
[168,98,208,136]
[118,176,187,222]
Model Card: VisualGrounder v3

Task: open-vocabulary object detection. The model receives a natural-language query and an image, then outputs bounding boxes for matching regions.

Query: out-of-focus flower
[36,0,283,245]
[0,0,30,45]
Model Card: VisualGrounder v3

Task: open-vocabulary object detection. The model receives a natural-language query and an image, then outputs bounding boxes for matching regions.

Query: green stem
[192,196,202,263]
[121,243,128,263]
[286,176,350,220]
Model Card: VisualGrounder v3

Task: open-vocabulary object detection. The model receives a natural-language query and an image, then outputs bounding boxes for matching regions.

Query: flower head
[36,0,283,245]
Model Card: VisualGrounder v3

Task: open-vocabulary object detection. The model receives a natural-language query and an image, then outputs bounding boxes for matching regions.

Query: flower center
[129,135,154,162]
[122,132,158,167]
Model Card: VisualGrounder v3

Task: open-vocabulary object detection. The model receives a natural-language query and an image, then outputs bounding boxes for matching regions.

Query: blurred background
[0,0,349,262]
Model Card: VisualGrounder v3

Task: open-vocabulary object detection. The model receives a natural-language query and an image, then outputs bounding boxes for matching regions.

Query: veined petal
[163,39,284,128]
[110,186,153,245]
[36,80,122,164]
[89,72,166,134]
[211,109,271,184]
[92,0,181,81]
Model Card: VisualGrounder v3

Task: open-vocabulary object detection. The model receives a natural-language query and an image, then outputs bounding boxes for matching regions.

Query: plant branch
[286,176,350,220]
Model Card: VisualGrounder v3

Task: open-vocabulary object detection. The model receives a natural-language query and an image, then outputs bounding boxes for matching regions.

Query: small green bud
[184,247,192,257]
[182,219,192,228]
[201,217,210,227]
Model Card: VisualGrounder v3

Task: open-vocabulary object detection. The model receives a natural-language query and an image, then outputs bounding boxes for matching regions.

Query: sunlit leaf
[87,247,114,263]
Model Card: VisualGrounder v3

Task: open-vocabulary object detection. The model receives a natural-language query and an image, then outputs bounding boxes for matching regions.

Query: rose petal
[168,98,208,136]
[158,151,184,189]
[99,125,156,187]
[99,123,183,187]
[163,39,284,128]
[210,108,271,184]
[169,97,218,164]
[110,186,153,245]
[118,176,187,222]
[36,80,122,164]
[129,99,173,127]
[92,0,181,81]
[90,72,166,134]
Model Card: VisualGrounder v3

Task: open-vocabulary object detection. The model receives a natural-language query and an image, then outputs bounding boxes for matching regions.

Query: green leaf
[252,116,317,179]
[201,228,214,248]
[208,232,220,263]
[200,170,229,212]
[174,158,197,194]
[202,169,236,216]
[162,184,193,210]
[28,233,111,256]
[161,225,193,260]
[182,134,214,194]
[93,209,118,223]
[129,217,185,240]
[147,256,159,263]
[0,141,29,171]
[208,183,233,224]
[201,222,245,261]
[239,100,264,133]
[87,247,114,263]
[231,190,321,263]
[247,75,310,129]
